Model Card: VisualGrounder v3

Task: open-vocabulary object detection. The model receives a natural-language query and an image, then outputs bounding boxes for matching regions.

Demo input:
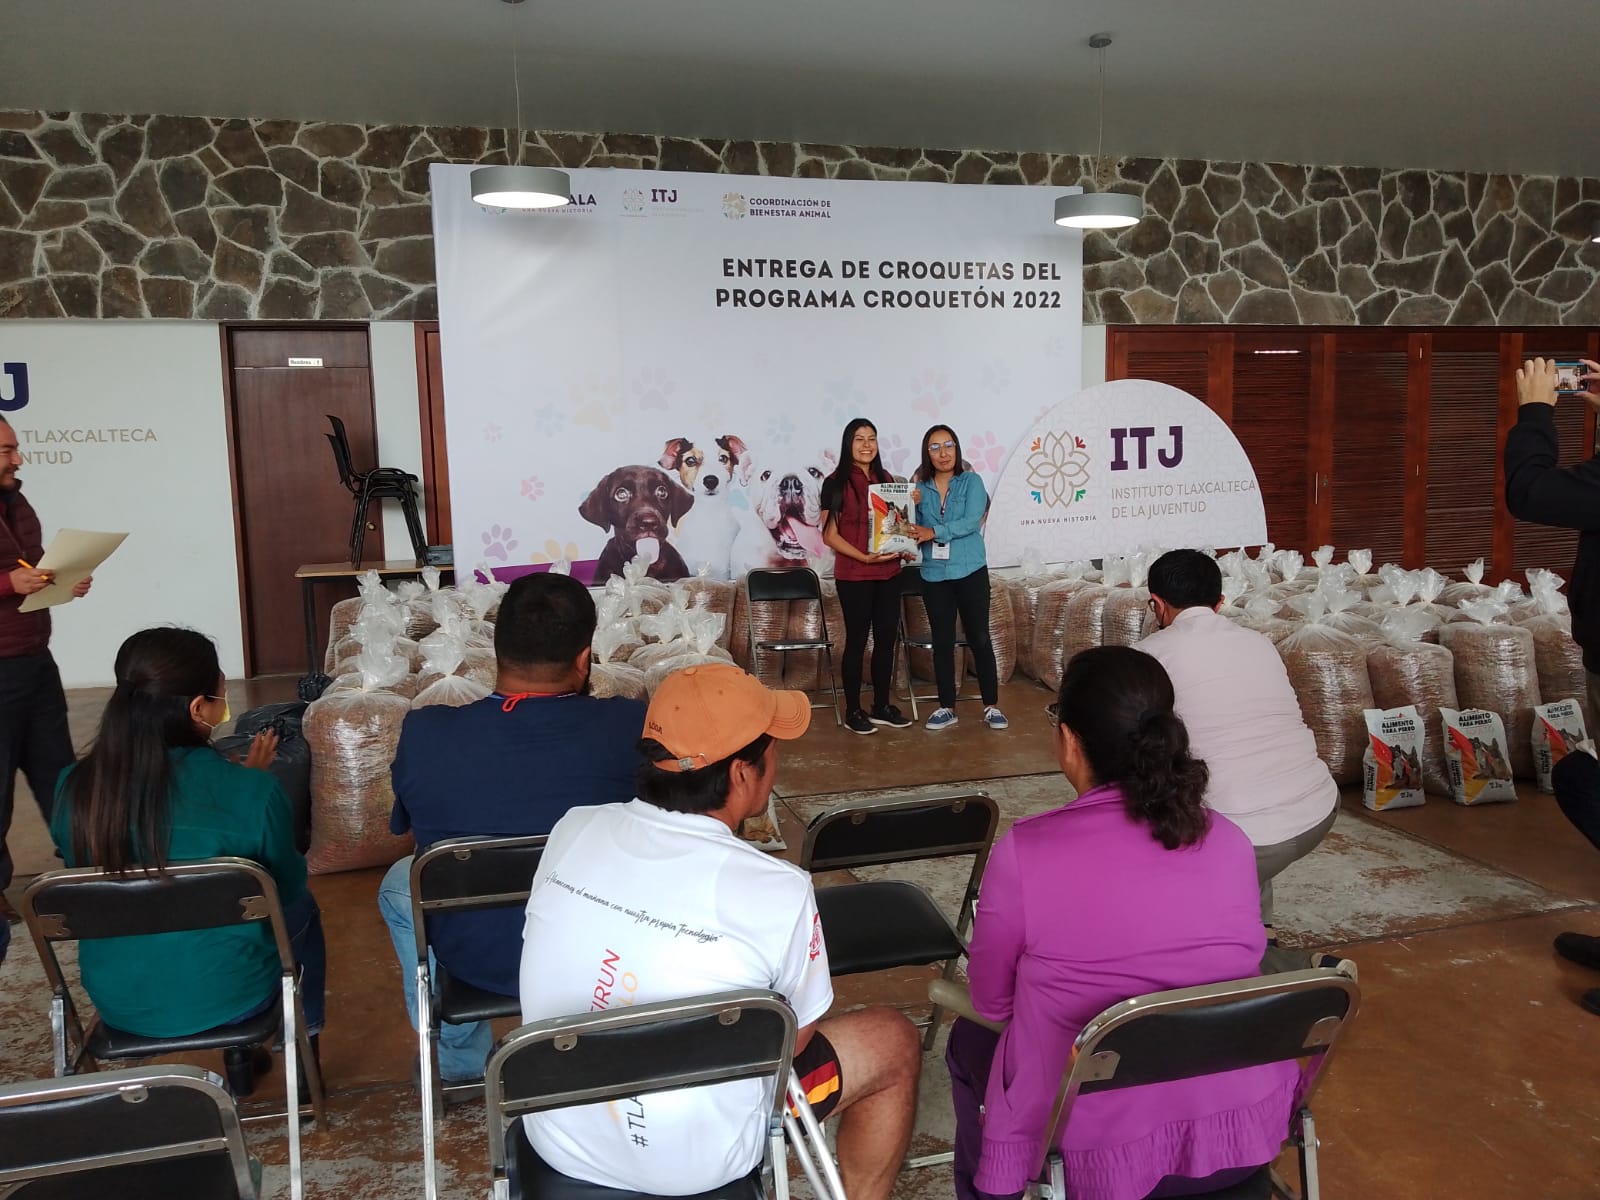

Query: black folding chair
[485,990,845,1200]
[411,835,548,1200]
[800,792,999,1050]
[326,413,427,567]
[744,568,841,725]
[1031,966,1362,1200]
[21,858,325,1200]
[0,1065,259,1199]
[896,564,973,721]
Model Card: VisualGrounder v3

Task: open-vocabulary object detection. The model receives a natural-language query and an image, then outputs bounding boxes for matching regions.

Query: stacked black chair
[326,413,428,567]
[0,1065,260,1199]
[411,835,549,1200]
[21,858,325,1200]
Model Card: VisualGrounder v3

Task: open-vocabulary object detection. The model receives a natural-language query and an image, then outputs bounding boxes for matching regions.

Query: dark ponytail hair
[1055,646,1209,850]
[67,628,222,875]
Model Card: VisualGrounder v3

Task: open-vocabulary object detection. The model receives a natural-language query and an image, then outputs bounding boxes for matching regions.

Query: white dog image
[732,449,837,573]
[660,434,761,579]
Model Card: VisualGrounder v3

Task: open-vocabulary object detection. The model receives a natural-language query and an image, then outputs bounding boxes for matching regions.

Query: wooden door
[226,328,380,676]
[416,323,452,545]
[1231,332,1313,552]
[1425,333,1502,573]
[1328,334,1410,566]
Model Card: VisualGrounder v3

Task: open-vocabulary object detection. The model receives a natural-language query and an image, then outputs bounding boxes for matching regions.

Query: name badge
[932,542,951,560]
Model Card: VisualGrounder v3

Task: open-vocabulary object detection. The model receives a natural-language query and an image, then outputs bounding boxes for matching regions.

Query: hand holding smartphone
[1554,361,1590,395]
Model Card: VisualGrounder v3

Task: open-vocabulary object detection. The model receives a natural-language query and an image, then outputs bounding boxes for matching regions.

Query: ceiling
[4,0,1597,178]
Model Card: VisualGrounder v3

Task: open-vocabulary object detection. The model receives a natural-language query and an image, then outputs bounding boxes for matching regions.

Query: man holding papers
[0,415,91,924]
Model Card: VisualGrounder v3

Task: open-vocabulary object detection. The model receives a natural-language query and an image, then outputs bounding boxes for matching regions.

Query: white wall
[0,322,243,686]
[1082,325,1107,390]
[369,321,427,556]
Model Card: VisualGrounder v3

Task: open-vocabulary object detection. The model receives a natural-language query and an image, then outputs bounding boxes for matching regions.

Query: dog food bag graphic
[1440,707,1518,806]
[868,483,919,555]
[1532,699,1589,793]
[1361,705,1426,811]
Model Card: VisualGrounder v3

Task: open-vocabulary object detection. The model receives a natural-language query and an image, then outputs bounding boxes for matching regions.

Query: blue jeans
[226,886,326,1036]
[377,856,492,1082]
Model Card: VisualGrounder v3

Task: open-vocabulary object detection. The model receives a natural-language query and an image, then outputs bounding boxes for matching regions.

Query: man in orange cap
[517,662,920,1200]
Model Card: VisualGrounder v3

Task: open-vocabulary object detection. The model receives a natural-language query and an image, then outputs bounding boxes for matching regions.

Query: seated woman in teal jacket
[912,425,1006,732]
[50,627,323,1096]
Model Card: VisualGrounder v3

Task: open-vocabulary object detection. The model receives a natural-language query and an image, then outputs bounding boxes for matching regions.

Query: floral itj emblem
[1025,430,1090,508]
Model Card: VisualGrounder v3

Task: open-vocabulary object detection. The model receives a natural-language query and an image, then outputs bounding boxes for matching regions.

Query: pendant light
[1590,218,1600,244]
[470,0,570,209]
[1054,34,1142,230]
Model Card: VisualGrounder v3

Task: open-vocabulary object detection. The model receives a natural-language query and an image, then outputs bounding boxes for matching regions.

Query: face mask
[197,696,231,733]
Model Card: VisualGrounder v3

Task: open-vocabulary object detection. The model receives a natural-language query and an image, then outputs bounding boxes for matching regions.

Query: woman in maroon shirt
[820,419,930,735]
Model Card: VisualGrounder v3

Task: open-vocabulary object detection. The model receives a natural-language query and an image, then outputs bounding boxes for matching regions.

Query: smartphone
[1555,361,1590,395]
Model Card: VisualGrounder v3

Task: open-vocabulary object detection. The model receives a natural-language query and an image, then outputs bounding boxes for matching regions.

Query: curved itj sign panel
[986,378,1267,564]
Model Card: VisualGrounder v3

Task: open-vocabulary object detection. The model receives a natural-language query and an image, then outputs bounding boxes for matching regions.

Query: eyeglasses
[930,440,956,452]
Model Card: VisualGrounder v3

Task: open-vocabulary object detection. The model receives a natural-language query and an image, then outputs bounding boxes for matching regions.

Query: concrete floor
[3,675,1600,1197]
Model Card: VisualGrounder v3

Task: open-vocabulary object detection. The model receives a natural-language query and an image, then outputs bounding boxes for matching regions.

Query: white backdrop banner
[986,379,1268,563]
[431,165,1082,582]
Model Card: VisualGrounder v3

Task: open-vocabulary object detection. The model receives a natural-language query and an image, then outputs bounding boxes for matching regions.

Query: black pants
[0,652,74,891]
[835,575,901,713]
[923,567,1000,709]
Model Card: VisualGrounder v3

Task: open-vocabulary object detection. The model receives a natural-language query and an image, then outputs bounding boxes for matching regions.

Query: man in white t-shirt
[1139,550,1340,973]
[518,662,920,1200]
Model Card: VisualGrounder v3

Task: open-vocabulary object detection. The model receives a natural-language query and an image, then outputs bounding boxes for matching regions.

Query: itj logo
[1025,429,1090,508]
[0,363,27,413]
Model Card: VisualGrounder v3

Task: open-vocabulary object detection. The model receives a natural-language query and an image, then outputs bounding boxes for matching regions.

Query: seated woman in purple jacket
[948,646,1300,1200]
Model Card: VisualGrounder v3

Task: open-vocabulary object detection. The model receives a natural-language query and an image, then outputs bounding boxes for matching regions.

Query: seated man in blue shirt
[378,571,646,1083]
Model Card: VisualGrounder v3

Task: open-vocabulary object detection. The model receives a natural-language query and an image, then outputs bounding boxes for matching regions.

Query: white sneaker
[925,707,959,731]
[983,707,1009,730]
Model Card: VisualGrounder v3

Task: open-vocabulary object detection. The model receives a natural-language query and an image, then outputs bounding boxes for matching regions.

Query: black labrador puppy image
[581,465,693,584]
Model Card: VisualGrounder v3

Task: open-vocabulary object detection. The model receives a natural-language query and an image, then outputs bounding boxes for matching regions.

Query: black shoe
[870,704,912,729]
[1582,989,1600,1017]
[1554,932,1600,972]
[845,709,876,735]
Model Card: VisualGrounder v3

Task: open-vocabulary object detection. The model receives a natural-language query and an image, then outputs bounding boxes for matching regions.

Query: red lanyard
[497,690,574,712]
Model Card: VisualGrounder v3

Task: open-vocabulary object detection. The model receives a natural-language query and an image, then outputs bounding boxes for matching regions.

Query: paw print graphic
[967,431,1007,473]
[767,415,795,446]
[908,369,953,419]
[530,539,583,565]
[480,524,518,562]
[484,422,503,443]
[532,404,566,436]
[631,368,677,411]
[880,433,912,478]
[520,477,545,502]
[979,362,1012,394]
[823,377,869,425]
[570,375,614,432]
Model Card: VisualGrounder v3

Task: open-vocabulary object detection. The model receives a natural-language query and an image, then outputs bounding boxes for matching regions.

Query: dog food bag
[1012,559,1074,680]
[1368,608,1458,797]
[778,589,840,692]
[304,650,416,874]
[1030,579,1096,690]
[324,597,365,671]
[1063,584,1113,658]
[1438,603,1540,779]
[973,577,1018,684]
[1533,699,1589,793]
[1439,558,1493,607]
[1100,587,1150,648]
[1440,707,1518,805]
[673,576,739,651]
[1277,612,1376,786]
[590,662,648,701]
[412,625,492,709]
[1362,705,1427,811]
[1518,574,1590,732]
[729,586,791,684]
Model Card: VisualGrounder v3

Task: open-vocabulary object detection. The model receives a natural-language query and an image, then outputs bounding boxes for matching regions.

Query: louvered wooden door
[1231,334,1312,552]
[1427,335,1502,572]
[1328,335,1410,565]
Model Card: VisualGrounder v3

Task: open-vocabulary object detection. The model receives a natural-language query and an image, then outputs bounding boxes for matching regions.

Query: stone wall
[1,108,1597,324]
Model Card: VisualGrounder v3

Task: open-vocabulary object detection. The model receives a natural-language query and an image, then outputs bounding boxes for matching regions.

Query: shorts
[789,1031,843,1121]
